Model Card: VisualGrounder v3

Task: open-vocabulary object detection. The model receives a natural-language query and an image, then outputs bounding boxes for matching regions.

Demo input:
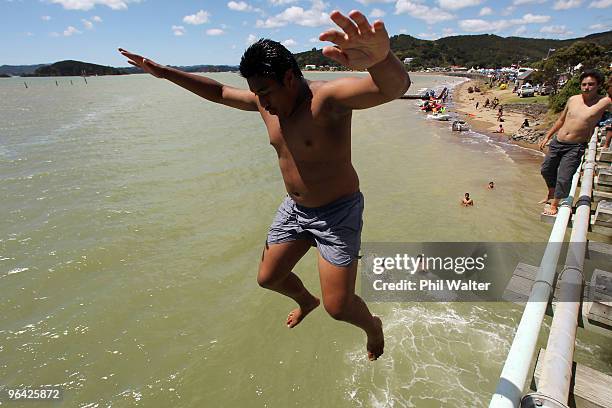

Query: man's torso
[259,80,359,208]
[557,94,610,143]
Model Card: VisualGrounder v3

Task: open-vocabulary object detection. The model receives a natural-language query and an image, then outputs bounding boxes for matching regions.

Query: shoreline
[448,79,546,153]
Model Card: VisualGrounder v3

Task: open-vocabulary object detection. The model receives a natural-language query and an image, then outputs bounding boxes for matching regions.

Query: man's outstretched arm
[118,48,258,111]
[317,10,411,110]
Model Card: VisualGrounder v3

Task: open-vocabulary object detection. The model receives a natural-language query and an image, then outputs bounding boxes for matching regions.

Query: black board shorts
[267,192,364,267]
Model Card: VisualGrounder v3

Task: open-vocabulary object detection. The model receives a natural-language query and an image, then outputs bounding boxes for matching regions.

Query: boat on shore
[452,120,470,131]
[427,113,451,121]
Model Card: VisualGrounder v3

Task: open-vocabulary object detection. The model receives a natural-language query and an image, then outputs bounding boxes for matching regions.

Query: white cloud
[92,15,102,22]
[514,25,527,34]
[501,5,516,15]
[172,25,185,36]
[459,19,513,32]
[256,0,330,28]
[206,28,225,35]
[246,33,257,44]
[553,0,582,9]
[399,28,408,33]
[183,10,210,25]
[418,32,440,39]
[459,12,550,32]
[479,6,492,15]
[269,0,298,4]
[356,0,394,4]
[588,0,612,7]
[395,0,454,23]
[514,13,550,23]
[513,0,546,4]
[49,0,139,11]
[82,19,93,29]
[588,23,609,30]
[41,15,52,21]
[540,25,573,35]
[228,1,257,11]
[369,8,386,17]
[63,25,81,36]
[442,27,458,36]
[25,32,34,36]
[281,38,297,46]
[437,0,483,10]
[309,37,320,42]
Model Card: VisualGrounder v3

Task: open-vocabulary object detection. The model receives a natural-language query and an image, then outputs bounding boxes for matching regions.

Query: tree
[549,75,580,113]
[553,41,607,72]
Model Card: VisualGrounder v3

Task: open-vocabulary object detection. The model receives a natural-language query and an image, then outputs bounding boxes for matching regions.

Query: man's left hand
[319,10,390,70]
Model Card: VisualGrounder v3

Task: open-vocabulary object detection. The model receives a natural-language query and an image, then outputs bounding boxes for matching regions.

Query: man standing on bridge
[539,69,611,215]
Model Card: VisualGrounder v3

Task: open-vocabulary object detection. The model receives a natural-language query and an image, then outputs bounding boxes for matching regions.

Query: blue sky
[1,0,611,66]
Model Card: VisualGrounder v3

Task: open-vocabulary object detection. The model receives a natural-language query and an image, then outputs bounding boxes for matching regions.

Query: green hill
[24,60,128,77]
[0,64,48,76]
[295,30,612,69]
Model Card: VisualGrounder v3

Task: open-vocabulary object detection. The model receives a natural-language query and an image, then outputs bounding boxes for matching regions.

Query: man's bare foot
[286,297,320,328]
[538,189,555,204]
[367,316,384,361]
[543,205,558,215]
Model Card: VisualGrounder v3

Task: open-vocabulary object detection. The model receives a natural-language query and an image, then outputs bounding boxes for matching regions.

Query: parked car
[538,85,554,96]
[518,84,535,98]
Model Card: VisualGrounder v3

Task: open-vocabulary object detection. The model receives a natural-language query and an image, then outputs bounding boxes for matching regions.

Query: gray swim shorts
[267,191,364,267]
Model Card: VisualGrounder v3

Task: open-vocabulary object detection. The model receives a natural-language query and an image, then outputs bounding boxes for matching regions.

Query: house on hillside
[558,72,570,87]
[304,64,316,70]
[516,69,534,86]
[403,57,414,64]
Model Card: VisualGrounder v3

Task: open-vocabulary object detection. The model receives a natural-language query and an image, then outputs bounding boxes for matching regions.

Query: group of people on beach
[119,6,611,362]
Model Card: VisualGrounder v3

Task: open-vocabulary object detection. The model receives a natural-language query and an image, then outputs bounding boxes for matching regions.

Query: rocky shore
[450,79,552,152]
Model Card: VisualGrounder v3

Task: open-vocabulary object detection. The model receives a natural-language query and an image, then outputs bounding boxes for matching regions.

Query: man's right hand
[539,137,549,151]
[118,48,166,78]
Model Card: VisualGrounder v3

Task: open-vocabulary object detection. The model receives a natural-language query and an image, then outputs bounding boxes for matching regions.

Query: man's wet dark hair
[579,69,603,85]
[239,38,303,84]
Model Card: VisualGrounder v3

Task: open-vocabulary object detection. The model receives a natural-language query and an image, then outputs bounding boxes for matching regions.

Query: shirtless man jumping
[539,69,611,215]
[119,10,410,360]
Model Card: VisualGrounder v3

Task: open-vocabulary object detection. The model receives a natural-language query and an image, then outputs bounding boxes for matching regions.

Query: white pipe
[489,147,584,408]
[537,131,597,403]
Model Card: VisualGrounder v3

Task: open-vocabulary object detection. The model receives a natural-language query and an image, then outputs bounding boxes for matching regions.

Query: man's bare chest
[567,99,605,123]
[263,113,348,159]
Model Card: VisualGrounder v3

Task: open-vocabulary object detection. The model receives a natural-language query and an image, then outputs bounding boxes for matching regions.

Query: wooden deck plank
[593,190,612,206]
[586,241,612,263]
[583,269,612,338]
[594,201,612,225]
[597,150,612,163]
[533,348,612,408]
[599,168,612,184]
[588,302,612,330]
[595,176,612,192]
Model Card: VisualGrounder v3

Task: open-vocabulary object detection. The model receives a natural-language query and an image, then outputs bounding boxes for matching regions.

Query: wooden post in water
[24,82,28,89]
[55,80,58,86]
[70,80,73,85]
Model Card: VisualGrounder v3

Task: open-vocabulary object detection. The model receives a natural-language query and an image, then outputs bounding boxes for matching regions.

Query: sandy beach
[450,79,548,151]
